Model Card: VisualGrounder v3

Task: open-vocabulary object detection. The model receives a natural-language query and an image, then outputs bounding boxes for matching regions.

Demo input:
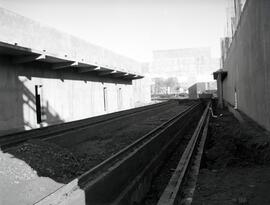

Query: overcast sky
[0,0,228,62]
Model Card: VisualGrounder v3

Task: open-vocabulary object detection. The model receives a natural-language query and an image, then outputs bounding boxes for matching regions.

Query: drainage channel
[141,113,201,205]
[35,102,207,205]
[157,102,210,205]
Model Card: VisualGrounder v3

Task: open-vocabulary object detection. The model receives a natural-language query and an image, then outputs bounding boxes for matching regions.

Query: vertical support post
[103,87,108,112]
[217,73,224,109]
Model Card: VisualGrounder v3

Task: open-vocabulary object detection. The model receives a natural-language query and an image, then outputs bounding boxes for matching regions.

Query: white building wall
[0,58,150,135]
[0,7,151,135]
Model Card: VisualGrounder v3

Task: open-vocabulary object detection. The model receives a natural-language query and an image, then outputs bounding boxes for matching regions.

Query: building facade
[150,47,219,92]
[217,0,270,131]
[188,82,217,99]
[0,8,151,135]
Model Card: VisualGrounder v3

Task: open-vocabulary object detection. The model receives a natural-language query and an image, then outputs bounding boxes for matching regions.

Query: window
[117,88,123,110]
[103,87,108,112]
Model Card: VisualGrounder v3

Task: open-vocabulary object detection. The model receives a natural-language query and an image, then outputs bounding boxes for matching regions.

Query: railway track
[34,101,209,205]
[157,102,210,205]
[0,100,183,149]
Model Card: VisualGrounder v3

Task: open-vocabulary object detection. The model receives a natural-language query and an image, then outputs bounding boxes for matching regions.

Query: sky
[0,0,228,62]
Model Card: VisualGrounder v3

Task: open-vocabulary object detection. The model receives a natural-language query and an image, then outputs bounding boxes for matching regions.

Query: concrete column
[217,73,224,108]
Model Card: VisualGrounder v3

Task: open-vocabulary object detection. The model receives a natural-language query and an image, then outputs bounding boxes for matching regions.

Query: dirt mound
[204,108,270,170]
[193,107,270,205]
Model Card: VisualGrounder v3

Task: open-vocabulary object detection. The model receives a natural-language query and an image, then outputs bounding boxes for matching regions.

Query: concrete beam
[78,66,100,73]
[51,61,78,69]
[111,72,129,78]
[0,8,144,76]
[133,75,144,79]
[123,74,136,79]
[98,70,117,76]
[12,54,46,64]
[122,75,143,80]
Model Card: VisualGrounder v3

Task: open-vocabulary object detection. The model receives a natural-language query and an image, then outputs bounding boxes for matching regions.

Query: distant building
[150,47,219,92]
[188,82,217,99]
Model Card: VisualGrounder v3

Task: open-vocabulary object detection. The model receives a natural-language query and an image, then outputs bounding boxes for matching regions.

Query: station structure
[0,7,151,135]
[188,82,217,99]
[0,1,270,204]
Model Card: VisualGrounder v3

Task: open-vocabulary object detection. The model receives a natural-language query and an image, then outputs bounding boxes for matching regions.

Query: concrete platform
[0,149,63,205]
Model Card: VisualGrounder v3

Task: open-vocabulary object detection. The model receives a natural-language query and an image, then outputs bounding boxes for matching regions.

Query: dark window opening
[103,87,108,112]
[35,85,42,124]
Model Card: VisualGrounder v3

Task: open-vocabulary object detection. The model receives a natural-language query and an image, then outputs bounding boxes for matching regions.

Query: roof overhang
[213,69,228,81]
[0,41,144,81]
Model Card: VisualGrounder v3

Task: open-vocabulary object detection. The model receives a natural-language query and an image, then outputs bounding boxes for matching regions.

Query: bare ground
[193,106,270,205]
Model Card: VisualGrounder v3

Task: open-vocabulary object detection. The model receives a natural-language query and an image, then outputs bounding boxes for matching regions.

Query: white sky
[0,0,228,62]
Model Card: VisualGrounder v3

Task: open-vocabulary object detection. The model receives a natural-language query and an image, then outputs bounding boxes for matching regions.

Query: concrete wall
[0,7,141,74]
[222,0,270,131]
[0,7,151,134]
[0,57,151,135]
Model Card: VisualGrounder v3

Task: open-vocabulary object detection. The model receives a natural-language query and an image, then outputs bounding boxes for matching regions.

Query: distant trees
[152,77,180,95]
[165,77,178,89]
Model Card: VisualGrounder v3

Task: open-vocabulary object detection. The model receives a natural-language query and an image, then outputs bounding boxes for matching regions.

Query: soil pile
[193,107,270,205]
[204,108,270,170]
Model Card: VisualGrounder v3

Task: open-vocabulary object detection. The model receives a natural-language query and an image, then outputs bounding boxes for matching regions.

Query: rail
[0,100,177,149]
[157,102,210,205]
[35,102,203,205]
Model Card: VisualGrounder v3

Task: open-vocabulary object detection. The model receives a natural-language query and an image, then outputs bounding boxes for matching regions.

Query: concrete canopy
[0,41,143,80]
[213,69,228,81]
[0,7,143,81]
